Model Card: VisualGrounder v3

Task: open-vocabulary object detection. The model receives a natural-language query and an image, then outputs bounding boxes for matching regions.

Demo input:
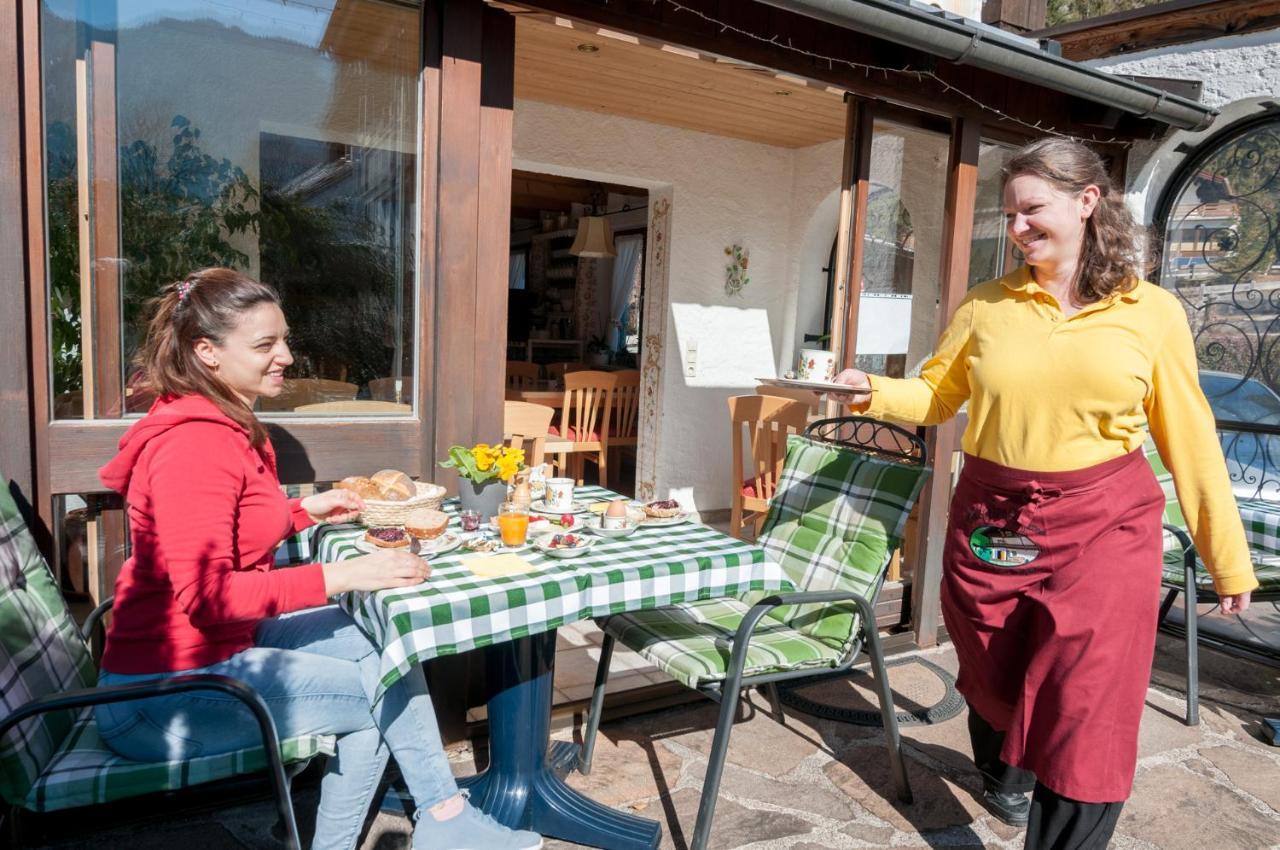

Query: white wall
[1089,29,1280,230]
[514,99,844,511]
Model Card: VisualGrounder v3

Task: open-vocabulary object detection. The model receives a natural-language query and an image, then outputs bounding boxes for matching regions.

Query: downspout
[755,0,1217,131]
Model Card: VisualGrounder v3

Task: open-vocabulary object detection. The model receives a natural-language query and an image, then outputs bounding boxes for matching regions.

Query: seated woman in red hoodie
[96,267,541,850]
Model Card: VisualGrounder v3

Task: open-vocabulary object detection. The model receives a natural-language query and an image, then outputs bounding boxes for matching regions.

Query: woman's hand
[1218,591,1251,616]
[323,549,430,596]
[826,368,873,400]
[301,488,364,524]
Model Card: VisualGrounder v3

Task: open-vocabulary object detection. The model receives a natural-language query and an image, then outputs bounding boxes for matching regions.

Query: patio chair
[550,370,616,487]
[0,480,333,848]
[504,400,556,469]
[258,378,357,412]
[506,360,542,390]
[755,382,821,417]
[367,376,411,404]
[607,369,642,469]
[579,418,930,850]
[1146,440,1280,726]
[729,394,812,540]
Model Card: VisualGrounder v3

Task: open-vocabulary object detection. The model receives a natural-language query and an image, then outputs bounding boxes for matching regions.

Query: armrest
[80,595,116,643]
[0,674,287,770]
[1163,523,1195,552]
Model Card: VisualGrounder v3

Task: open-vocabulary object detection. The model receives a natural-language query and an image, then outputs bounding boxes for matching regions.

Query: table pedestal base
[458,631,662,850]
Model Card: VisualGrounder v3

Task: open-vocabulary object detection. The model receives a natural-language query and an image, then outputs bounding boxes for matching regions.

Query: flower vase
[458,477,508,521]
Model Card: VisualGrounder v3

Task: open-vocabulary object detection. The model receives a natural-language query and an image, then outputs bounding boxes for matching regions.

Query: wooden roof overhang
[1036,0,1280,62]
[495,0,1200,144]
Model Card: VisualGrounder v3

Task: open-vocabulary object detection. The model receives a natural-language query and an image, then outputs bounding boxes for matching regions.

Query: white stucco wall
[1089,28,1280,229]
[514,99,845,511]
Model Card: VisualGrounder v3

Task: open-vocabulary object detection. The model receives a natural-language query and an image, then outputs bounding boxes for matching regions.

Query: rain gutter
[754,0,1218,131]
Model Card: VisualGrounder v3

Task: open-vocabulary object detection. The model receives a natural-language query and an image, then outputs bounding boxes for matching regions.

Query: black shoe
[981,788,1030,827]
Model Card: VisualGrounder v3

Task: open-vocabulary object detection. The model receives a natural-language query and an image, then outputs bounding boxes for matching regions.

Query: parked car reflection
[1198,370,1280,500]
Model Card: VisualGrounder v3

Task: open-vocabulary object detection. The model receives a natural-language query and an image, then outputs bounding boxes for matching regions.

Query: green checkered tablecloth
[300,487,794,697]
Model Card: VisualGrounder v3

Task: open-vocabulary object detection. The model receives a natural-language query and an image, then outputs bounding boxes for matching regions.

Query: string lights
[662,0,1126,145]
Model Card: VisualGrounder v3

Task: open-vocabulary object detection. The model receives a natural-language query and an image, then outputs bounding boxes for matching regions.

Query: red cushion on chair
[741,478,775,499]
[548,425,600,441]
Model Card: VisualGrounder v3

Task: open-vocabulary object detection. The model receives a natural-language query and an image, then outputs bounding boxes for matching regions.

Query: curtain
[509,251,527,290]
[609,235,643,350]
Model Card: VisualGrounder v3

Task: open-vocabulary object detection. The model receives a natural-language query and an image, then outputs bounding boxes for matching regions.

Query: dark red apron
[941,448,1165,803]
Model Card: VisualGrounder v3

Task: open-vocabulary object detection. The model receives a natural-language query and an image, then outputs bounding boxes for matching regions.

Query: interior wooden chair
[544,361,589,388]
[293,400,412,414]
[579,420,930,850]
[258,378,358,412]
[550,371,616,487]
[608,370,642,470]
[755,382,820,418]
[504,401,556,470]
[505,361,541,390]
[367,376,410,404]
[729,394,812,540]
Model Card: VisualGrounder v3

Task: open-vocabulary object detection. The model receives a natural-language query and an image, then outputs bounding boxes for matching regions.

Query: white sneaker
[413,798,543,850]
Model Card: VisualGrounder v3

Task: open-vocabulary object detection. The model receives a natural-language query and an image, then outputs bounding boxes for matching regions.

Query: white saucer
[757,376,869,394]
[640,513,691,527]
[529,500,591,515]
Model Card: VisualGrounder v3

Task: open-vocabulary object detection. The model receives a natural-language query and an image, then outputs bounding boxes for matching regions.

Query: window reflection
[43,0,422,418]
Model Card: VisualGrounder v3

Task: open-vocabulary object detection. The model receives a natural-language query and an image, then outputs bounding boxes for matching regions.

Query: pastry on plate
[364,527,411,549]
[642,499,683,519]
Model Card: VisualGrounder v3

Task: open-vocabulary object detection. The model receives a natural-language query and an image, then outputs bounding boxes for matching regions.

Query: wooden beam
[0,0,36,526]
[1038,0,1280,62]
[475,6,515,441]
[839,99,874,373]
[911,115,981,648]
[89,38,123,418]
[417,1,443,482]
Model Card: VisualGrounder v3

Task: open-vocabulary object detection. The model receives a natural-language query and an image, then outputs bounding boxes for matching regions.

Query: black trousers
[968,702,1124,850]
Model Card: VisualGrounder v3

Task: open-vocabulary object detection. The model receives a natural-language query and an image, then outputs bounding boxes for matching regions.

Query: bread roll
[371,469,414,502]
[335,476,382,500]
[404,508,449,540]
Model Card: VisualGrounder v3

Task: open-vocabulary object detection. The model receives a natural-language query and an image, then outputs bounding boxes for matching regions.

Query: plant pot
[458,477,509,520]
[587,350,609,368]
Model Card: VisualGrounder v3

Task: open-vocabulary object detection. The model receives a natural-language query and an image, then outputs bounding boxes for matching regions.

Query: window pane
[43,0,421,418]
[853,121,950,379]
[970,141,1016,288]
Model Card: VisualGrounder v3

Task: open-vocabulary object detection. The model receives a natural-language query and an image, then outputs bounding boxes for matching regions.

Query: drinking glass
[497,501,530,547]
[459,509,481,532]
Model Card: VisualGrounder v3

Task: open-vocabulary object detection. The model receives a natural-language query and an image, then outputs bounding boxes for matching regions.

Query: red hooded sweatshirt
[98,395,329,674]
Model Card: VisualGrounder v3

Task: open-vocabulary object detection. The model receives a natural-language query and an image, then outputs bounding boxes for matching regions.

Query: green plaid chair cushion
[602,598,846,689]
[0,483,97,806]
[754,435,928,654]
[22,709,335,812]
[604,435,927,689]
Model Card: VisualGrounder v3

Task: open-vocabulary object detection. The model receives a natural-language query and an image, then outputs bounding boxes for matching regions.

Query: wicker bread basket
[359,482,447,527]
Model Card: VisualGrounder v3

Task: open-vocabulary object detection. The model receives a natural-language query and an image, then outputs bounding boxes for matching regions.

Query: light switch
[684,340,698,377]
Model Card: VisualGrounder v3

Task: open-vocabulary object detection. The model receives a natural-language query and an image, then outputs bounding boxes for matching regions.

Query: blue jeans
[96,605,459,850]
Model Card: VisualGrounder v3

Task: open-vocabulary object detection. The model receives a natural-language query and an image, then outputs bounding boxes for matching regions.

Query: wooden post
[911,116,981,648]
[830,98,874,395]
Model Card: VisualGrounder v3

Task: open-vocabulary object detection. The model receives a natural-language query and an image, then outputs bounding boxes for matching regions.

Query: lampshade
[569,216,616,258]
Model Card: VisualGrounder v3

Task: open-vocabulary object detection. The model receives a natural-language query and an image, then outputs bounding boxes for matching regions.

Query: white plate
[354,534,415,555]
[459,533,531,556]
[354,532,463,557]
[756,376,870,394]
[529,500,591,515]
[532,531,595,559]
[640,512,691,527]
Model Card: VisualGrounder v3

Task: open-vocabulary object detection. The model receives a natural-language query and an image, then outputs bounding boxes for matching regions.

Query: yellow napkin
[464,553,539,577]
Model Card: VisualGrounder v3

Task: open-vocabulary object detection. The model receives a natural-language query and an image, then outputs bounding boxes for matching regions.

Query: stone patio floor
[21,631,1280,850]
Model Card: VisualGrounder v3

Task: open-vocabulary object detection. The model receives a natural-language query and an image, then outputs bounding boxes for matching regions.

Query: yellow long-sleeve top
[861,265,1258,596]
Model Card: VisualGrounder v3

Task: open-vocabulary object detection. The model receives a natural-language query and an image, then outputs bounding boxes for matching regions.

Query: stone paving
[19,633,1280,849]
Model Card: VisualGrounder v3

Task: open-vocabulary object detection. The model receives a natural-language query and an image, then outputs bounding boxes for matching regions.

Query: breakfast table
[285,485,794,850]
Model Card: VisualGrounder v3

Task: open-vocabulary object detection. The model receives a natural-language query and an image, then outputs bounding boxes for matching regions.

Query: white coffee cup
[545,477,575,511]
[797,348,837,383]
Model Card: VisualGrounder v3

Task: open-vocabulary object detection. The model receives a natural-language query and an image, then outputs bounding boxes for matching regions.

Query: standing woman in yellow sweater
[831,137,1258,850]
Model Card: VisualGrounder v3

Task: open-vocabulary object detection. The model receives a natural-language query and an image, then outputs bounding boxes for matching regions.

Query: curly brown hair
[134,267,280,446]
[1003,137,1139,303]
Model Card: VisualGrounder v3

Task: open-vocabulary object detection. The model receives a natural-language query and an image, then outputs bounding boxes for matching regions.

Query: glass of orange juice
[497,501,530,547]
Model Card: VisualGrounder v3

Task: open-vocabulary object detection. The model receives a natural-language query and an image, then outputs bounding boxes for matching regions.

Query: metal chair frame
[1,597,306,848]
[579,417,928,850]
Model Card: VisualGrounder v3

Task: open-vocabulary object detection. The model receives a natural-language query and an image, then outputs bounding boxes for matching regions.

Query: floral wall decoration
[724,243,750,297]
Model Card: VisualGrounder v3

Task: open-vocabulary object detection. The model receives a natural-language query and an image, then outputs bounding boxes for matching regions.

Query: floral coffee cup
[545,477,576,511]
[797,349,837,383]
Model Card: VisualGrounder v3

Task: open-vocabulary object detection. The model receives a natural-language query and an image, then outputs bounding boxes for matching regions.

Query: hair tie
[176,277,197,303]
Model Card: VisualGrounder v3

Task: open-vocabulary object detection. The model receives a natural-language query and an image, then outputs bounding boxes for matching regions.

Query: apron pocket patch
[969,526,1041,568]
